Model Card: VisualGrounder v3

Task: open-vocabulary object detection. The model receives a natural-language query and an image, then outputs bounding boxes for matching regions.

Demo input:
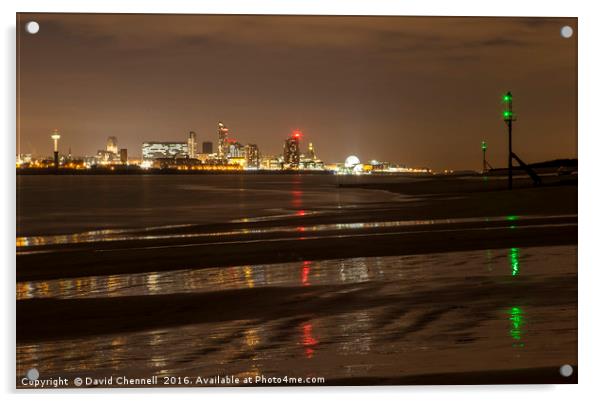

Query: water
[16,175,407,236]
[16,174,577,385]
[17,245,577,384]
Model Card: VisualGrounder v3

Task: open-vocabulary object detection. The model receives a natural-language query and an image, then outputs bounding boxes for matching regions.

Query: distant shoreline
[16,167,334,175]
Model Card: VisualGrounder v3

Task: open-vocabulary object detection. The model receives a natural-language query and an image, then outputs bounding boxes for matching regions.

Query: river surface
[17,175,409,236]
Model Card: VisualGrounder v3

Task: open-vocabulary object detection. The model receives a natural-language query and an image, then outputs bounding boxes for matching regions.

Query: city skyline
[17,14,577,170]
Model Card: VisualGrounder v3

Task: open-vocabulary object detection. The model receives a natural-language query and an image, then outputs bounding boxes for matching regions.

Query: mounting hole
[560,25,573,39]
[559,364,573,377]
[25,21,40,34]
[26,368,39,381]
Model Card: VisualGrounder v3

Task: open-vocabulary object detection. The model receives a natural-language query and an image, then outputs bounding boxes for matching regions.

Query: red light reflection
[302,322,318,359]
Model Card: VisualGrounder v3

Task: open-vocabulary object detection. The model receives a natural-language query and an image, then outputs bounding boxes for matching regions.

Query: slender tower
[502,91,516,190]
[481,140,488,174]
[51,129,61,169]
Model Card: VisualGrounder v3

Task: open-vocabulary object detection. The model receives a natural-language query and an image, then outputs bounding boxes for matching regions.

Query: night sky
[17,13,577,170]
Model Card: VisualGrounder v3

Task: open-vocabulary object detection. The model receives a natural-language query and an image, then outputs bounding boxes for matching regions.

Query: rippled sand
[17,245,577,385]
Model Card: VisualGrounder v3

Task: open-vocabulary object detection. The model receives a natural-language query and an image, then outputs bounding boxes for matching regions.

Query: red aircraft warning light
[292,129,302,139]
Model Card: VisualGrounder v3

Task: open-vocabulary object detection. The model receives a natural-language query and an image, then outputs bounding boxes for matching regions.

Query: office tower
[120,148,128,164]
[283,130,301,168]
[187,131,197,159]
[217,121,229,160]
[245,144,260,168]
[202,141,213,154]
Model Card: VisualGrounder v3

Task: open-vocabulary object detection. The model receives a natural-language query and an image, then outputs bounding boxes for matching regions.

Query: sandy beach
[16,174,577,386]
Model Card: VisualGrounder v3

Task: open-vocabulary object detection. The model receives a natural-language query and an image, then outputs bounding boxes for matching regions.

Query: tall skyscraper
[245,144,260,168]
[187,131,197,159]
[202,141,213,154]
[217,121,229,160]
[106,136,118,154]
[283,130,301,168]
[119,148,128,164]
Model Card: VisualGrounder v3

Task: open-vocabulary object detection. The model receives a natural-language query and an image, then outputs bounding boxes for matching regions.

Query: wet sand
[16,176,577,386]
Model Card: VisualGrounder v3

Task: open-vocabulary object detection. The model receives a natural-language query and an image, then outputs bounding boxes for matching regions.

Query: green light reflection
[508,306,525,347]
[509,248,520,276]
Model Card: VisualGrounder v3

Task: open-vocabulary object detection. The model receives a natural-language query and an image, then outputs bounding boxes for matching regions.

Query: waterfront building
[106,136,118,154]
[245,144,260,168]
[142,142,189,160]
[202,141,213,154]
[227,140,245,159]
[217,122,229,160]
[187,131,197,159]
[283,130,301,168]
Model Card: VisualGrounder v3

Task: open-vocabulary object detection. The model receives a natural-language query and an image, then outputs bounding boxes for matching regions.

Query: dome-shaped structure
[344,155,360,168]
[352,164,364,174]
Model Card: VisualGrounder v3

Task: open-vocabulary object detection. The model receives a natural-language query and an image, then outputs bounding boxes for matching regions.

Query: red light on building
[292,129,302,139]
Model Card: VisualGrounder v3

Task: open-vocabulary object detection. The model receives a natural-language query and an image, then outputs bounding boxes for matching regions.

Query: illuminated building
[227,140,245,159]
[106,136,118,154]
[18,154,32,164]
[283,130,301,168]
[228,156,246,167]
[96,150,114,163]
[298,142,324,170]
[217,121,229,160]
[261,156,282,170]
[119,148,128,164]
[187,131,197,159]
[142,142,188,160]
[307,142,317,160]
[202,141,213,154]
[94,136,124,165]
[151,157,202,169]
[245,144,260,168]
[336,155,363,175]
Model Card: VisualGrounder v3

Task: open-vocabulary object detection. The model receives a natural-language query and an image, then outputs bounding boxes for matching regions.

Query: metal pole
[503,92,513,190]
[483,148,486,173]
[508,117,512,190]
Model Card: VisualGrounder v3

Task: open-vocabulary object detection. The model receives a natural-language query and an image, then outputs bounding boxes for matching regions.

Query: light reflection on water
[17,245,571,301]
[17,245,577,383]
[16,214,576,248]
